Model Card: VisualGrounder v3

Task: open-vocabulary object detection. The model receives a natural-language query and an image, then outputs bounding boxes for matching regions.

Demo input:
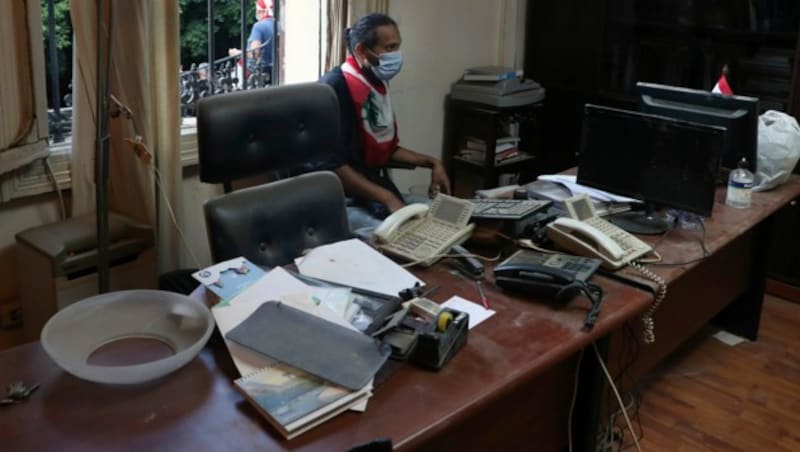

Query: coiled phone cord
[629,260,667,344]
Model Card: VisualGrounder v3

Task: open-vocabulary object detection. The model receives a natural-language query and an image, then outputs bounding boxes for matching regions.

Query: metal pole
[46,0,62,142]
[96,0,113,293]
[272,0,279,85]
[240,0,247,89]
[208,0,214,92]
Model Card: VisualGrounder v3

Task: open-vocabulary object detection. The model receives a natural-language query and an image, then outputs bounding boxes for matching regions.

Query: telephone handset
[374,204,429,243]
[374,194,475,267]
[493,249,604,329]
[548,217,626,267]
[546,195,652,270]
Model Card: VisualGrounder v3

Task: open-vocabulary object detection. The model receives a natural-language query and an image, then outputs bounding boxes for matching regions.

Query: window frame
[0,0,325,204]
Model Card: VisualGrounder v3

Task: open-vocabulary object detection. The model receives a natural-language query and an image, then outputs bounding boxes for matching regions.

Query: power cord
[43,156,67,220]
[629,260,667,344]
[109,94,202,269]
[567,347,585,452]
[397,250,502,268]
[592,342,643,452]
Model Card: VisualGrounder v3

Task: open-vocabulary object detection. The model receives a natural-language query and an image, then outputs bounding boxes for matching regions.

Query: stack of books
[457,136,526,165]
[194,257,395,440]
[234,362,372,440]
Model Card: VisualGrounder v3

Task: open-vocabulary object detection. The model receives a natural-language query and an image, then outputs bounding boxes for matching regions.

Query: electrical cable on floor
[592,342,642,452]
[567,348,585,452]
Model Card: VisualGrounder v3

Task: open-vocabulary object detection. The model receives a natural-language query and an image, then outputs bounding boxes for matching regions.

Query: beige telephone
[374,194,475,266]
[546,195,651,269]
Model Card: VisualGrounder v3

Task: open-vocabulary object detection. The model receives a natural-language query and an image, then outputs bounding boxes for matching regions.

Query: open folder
[225,301,391,391]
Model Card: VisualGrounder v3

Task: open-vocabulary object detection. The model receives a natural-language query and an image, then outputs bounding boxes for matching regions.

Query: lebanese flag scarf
[341,55,399,168]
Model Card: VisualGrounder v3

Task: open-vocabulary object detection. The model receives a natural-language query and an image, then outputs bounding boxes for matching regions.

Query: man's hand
[384,195,406,213]
[228,48,242,57]
[429,160,451,197]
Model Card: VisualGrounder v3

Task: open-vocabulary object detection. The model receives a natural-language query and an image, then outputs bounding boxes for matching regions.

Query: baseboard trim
[766,278,800,304]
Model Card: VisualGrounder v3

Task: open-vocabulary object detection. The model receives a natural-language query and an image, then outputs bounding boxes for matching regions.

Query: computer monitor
[636,82,759,174]
[577,104,725,234]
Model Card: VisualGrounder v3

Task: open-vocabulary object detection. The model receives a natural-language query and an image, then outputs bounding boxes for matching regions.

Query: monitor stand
[608,203,669,235]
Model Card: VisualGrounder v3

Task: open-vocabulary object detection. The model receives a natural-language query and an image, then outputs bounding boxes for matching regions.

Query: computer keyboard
[470,198,552,220]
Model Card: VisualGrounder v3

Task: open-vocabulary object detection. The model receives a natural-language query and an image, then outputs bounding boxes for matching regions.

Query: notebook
[234,362,371,439]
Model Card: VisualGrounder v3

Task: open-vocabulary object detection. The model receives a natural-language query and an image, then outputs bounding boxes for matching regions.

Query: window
[0,0,328,202]
[0,0,65,203]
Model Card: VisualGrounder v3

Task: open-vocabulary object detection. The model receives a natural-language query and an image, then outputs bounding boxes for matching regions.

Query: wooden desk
[0,264,650,451]
[2,177,797,451]
[606,176,800,384]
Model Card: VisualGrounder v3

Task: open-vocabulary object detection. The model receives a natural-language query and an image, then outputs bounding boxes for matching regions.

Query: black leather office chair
[197,83,351,268]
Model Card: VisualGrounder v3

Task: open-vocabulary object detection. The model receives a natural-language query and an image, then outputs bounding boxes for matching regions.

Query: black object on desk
[494,250,604,330]
[225,301,391,390]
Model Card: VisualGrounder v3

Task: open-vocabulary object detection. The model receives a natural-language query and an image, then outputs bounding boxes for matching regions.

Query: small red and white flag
[712,67,733,95]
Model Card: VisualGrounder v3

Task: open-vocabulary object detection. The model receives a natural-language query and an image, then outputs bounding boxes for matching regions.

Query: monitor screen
[577,104,725,218]
[636,82,759,172]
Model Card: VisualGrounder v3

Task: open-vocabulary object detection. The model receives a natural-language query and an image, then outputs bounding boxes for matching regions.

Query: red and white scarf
[341,56,398,168]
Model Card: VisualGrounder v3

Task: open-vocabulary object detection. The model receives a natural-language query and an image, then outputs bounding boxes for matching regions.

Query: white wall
[387,0,522,192]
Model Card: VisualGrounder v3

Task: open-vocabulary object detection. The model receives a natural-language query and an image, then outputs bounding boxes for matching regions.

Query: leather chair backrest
[203,171,351,268]
[196,82,339,186]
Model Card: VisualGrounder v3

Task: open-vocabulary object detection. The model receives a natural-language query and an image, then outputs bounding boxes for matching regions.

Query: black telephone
[493,250,604,329]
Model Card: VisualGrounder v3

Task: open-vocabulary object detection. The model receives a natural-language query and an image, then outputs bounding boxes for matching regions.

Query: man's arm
[391,147,452,195]
[334,164,406,213]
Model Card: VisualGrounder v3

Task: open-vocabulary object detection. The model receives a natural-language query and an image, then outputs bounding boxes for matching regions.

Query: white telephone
[374,194,475,267]
[546,195,652,269]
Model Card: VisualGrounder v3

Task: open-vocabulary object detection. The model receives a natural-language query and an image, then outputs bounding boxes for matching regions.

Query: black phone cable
[556,280,604,331]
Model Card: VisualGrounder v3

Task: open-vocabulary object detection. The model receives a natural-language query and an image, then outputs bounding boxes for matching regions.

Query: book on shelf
[464,137,488,151]
[234,361,372,440]
[495,151,533,167]
[457,149,486,163]
[494,148,520,164]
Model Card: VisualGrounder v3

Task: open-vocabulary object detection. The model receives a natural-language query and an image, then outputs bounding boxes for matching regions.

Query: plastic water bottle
[725,157,754,209]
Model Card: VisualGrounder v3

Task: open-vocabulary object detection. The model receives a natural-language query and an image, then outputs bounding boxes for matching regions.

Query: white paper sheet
[441,296,495,329]
[537,174,641,203]
[297,238,424,298]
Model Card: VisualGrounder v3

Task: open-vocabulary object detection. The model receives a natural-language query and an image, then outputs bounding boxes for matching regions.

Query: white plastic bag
[754,110,800,191]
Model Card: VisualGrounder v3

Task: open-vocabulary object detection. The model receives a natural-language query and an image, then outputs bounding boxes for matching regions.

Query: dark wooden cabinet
[445,99,543,198]
[523,0,800,289]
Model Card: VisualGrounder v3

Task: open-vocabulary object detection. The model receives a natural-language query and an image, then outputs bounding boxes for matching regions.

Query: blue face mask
[369,50,403,81]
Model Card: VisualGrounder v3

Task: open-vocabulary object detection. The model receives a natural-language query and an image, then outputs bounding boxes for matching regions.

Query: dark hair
[345,13,398,55]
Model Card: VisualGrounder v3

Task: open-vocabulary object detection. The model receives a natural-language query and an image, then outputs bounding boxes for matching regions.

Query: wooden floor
[630,294,800,451]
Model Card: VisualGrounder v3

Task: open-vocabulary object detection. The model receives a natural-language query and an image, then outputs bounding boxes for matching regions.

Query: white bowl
[41,289,214,384]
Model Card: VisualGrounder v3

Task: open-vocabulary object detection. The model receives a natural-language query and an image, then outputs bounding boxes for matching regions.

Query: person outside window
[228,0,275,84]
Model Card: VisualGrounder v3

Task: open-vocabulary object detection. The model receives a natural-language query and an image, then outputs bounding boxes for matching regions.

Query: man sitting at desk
[319,13,451,224]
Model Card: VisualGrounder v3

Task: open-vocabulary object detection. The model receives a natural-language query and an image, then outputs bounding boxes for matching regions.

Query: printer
[451,66,545,108]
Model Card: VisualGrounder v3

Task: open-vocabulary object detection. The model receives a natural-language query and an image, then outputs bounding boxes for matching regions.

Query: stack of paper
[196,242,423,439]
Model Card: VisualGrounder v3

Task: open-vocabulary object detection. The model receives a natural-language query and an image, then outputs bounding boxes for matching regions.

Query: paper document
[537,174,641,203]
[297,238,424,298]
[441,296,495,329]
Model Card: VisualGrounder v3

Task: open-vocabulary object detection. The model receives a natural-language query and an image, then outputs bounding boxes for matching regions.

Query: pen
[475,280,489,309]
